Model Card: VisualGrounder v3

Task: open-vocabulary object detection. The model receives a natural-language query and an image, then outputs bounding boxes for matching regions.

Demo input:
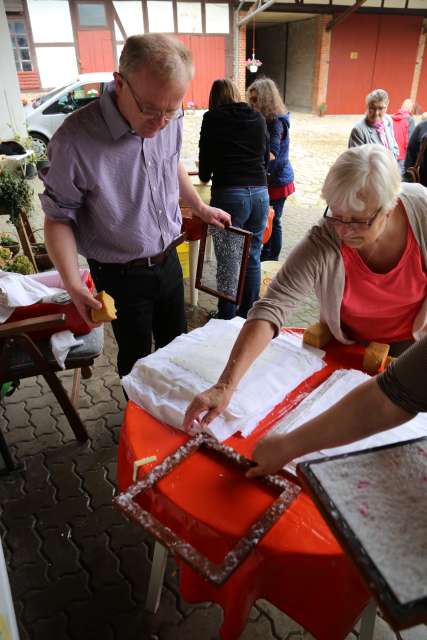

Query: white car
[26,72,113,158]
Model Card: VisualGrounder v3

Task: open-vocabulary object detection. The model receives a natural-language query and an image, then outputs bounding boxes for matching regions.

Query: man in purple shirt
[41,34,230,377]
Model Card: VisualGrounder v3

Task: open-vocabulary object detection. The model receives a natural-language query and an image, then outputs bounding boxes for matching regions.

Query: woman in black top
[198,78,270,319]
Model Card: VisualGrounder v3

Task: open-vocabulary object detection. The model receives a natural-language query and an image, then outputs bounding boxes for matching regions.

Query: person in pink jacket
[392,98,416,173]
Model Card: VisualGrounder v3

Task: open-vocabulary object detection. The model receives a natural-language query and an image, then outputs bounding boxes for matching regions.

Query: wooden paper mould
[113,433,301,586]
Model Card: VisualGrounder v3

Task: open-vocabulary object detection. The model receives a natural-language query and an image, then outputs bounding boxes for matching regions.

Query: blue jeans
[261,197,286,261]
[211,186,269,319]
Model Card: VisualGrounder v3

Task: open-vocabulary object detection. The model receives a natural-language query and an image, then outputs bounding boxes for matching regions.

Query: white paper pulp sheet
[122,318,326,441]
[267,368,427,473]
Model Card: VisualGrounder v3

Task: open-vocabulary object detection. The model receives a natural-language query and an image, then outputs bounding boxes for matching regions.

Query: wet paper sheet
[122,318,325,441]
[267,368,427,473]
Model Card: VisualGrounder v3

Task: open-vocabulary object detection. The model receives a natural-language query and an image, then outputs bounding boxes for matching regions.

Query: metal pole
[238,0,277,28]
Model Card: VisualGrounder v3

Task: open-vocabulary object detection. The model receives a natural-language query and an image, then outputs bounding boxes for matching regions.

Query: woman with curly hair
[247,77,295,261]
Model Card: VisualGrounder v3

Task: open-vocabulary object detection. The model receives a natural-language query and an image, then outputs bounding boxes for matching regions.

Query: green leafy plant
[0,232,18,247]
[318,102,327,116]
[2,254,34,274]
[0,169,34,225]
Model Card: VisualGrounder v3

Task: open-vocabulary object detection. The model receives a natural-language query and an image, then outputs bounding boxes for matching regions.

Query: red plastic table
[117,334,371,639]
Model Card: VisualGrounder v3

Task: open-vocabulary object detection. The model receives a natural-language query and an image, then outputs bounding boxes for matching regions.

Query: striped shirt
[40,83,183,263]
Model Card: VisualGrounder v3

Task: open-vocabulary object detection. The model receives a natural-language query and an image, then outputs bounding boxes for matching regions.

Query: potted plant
[318,102,327,117]
[246,54,263,73]
[3,254,34,274]
[0,232,20,256]
[36,152,49,171]
[0,168,34,225]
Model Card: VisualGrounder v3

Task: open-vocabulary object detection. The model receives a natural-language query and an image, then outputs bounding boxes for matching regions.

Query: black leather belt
[127,233,186,268]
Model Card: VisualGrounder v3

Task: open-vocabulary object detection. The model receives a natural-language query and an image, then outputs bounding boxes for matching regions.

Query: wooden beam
[326,0,368,31]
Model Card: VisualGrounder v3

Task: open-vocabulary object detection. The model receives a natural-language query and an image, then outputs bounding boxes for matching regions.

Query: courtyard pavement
[0,111,424,640]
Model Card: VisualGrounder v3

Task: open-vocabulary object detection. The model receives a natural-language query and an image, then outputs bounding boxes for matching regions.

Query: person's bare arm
[178,162,230,229]
[247,378,413,477]
[183,319,276,430]
[44,217,101,325]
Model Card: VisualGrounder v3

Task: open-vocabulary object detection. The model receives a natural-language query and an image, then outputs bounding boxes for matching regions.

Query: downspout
[233,0,246,82]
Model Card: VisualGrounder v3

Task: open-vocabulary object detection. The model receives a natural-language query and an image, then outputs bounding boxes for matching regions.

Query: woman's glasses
[323,206,382,230]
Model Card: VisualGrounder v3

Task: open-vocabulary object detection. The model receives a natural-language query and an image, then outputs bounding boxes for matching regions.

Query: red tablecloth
[117,335,371,640]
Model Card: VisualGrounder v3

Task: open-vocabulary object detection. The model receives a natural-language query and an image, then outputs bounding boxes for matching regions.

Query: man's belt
[128,233,186,268]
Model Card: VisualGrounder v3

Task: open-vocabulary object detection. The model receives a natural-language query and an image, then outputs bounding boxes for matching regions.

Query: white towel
[50,330,84,369]
[0,270,66,322]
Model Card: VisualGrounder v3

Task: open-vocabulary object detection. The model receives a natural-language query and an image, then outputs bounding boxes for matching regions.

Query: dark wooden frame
[195,224,252,306]
[114,433,300,586]
[297,436,427,631]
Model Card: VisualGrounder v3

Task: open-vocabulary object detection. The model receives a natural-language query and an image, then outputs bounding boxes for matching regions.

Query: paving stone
[37,496,93,529]
[238,610,276,640]
[2,403,30,429]
[25,393,57,411]
[10,562,49,599]
[72,505,125,540]
[41,527,82,580]
[29,406,57,437]
[160,605,223,640]
[23,453,50,490]
[77,532,123,590]
[14,431,64,458]
[257,599,305,639]
[22,572,91,622]
[48,460,83,501]
[31,612,69,640]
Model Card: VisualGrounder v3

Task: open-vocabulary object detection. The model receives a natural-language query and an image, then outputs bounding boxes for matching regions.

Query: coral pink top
[340,223,427,343]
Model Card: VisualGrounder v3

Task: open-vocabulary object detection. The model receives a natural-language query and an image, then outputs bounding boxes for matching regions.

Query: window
[147,1,174,33]
[8,19,33,72]
[43,82,104,115]
[177,2,202,33]
[205,3,229,34]
[77,3,108,27]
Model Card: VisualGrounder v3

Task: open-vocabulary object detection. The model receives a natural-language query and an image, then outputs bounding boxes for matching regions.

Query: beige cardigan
[248,182,427,343]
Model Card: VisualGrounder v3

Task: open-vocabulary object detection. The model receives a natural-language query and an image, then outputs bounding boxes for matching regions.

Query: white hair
[321,144,401,215]
[366,88,389,106]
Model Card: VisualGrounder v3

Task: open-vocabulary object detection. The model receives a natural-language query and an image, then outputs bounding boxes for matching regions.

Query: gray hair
[321,144,401,215]
[119,34,194,82]
[366,88,389,106]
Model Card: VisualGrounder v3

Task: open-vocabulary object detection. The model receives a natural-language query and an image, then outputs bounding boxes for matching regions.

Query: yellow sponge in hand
[90,291,117,323]
[303,322,333,349]
[363,341,390,374]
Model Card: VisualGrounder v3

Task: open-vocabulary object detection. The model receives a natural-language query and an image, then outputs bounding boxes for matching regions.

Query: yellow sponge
[363,341,390,374]
[91,291,117,323]
[303,322,333,349]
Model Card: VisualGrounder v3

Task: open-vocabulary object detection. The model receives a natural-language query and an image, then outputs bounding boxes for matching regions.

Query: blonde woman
[247,77,295,261]
[184,144,427,430]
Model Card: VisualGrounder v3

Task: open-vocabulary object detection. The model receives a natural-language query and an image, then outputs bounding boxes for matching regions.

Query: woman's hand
[246,435,292,478]
[183,382,234,431]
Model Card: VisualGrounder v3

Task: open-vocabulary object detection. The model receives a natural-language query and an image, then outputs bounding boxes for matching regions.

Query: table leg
[145,541,168,614]
[188,240,199,307]
[359,600,377,640]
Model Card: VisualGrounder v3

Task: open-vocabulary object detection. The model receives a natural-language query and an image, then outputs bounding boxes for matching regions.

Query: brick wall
[237,22,247,99]
[311,15,331,114]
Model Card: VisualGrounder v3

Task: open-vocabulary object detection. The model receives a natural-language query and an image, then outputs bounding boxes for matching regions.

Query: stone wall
[286,18,317,112]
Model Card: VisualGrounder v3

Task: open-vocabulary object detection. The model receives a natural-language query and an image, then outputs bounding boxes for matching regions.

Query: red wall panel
[416,46,427,112]
[327,15,380,115]
[176,35,226,108]
[326,14,422,115]
[371,15,421,113]
[77,30,115,74]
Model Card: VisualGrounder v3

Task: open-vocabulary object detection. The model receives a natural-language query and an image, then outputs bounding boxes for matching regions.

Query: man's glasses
[323,206,382,230]
[123,75,184,122]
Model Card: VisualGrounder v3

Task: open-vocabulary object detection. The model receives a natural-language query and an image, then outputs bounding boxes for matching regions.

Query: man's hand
[69,284,103,327]
[183,382,234,432]
[195,203,231,229]
[246,435,291,478]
